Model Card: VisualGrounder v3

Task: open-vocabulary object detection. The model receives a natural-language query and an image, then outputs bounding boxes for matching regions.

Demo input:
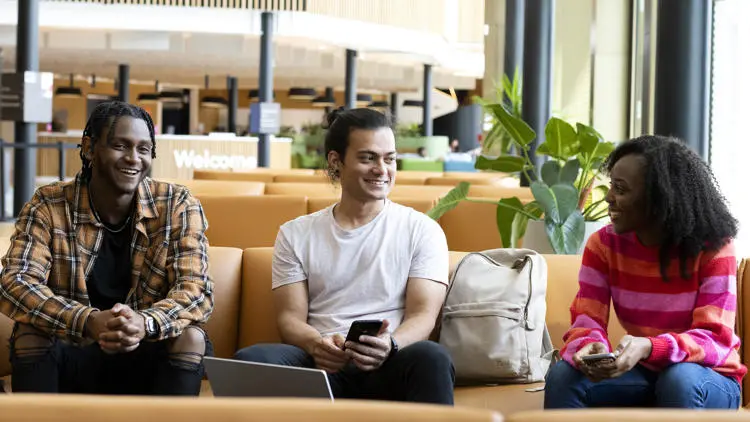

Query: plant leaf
[551,183,580,223]
[541,161,562,186]
[530,181,558,223]
[542,118,577,160]
[496,197,524,249]
[512,201,543,248]
[577,123,616,165]
[426,182,469,220]
[475,155,526,173]
[487,104,536,146]
[560,158,581,185]
[544,211,585,254]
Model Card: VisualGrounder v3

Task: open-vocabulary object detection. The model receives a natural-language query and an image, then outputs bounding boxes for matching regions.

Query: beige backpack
[438,248,558,385]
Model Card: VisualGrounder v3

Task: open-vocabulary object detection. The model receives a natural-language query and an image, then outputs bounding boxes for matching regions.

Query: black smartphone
[345,319,384,343]
[581,352,618,366]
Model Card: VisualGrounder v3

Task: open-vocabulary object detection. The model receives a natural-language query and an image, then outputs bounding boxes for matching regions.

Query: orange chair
[389,185,453,199]
[468,186,534,202]
[265,183,341,197]
[438,200,503,252]
[426,176,509,186]
[201,195,308,249]
[194,170,275,183]
[273,174,330,184]
[306,197,436,214]
[161,179,266,197]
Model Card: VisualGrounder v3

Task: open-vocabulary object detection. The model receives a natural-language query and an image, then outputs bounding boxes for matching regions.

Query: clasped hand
[573,335,652,382]
[310,320,392,373]
[86,303,146,354]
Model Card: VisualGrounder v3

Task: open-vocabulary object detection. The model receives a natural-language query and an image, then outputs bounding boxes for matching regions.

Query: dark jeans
[234,340,455,405]
[9,324,214,395]
[544,361,741,409]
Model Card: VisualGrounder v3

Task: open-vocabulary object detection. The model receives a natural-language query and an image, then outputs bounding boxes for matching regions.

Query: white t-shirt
[272,200,449,336]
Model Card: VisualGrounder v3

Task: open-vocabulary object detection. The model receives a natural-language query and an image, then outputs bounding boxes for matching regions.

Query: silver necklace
[88,183,132,234]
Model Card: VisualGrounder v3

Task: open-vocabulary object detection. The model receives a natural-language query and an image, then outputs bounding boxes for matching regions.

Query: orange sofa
[0,245,746,416]
[0,395,501,422]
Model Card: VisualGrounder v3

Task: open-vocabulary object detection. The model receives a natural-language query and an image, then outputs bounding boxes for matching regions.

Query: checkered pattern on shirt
[0,172,214,342]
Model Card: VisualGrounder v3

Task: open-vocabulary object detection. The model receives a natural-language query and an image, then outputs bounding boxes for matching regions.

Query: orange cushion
[203,247,243,359]
[265,183,341,197]
[201,195,307,249]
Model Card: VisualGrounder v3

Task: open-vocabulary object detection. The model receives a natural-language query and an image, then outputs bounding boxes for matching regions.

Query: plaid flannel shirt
[0,172,214,342]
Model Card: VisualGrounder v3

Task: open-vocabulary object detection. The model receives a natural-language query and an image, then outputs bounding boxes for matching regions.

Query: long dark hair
[603,135,737,279]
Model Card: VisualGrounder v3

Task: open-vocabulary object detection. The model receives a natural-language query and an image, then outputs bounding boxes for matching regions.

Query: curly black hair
[603,135,737,280]
[80,101,156,180]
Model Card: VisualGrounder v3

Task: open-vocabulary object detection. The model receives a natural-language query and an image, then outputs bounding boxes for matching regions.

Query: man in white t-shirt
[234,108,454,404]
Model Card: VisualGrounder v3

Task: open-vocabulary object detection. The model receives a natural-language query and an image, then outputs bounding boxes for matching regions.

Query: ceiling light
[356,93,373,106]
[159,91,185,103]
[55,74,82,98]
[137,93,160,104]
[402,99,424,107]
[312,95,336,107]
[288,87,317,100]
[201,96,227,108]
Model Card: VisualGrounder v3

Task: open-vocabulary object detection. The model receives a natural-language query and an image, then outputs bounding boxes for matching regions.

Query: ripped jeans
[9,323,213,395]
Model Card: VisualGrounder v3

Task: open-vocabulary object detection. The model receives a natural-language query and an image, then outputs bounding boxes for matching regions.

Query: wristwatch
[387,335,399,360]
[144,315,159,339]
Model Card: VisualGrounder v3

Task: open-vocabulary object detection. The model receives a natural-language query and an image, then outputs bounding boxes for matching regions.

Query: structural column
[345,49,357,109]
[390,92,398,123]
[521,0,554,186]
[422,64,433,136]
[227,76,238,134]
[13,0,39,216]
[504,0,525,90]
[258,11,274,167]
[118,64,130,103]
[654,0,711,161]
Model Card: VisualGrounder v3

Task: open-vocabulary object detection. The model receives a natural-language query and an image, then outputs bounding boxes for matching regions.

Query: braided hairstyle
[80,101,156,180]
[603,135,737,280]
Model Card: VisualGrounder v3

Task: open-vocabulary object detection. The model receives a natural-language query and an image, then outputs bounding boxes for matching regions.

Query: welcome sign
[173,149,257,170]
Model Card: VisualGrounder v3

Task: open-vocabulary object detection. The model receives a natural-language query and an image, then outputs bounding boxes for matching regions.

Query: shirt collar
[72,172,159,227]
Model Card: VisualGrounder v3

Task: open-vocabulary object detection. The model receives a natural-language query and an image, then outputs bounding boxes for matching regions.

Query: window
[711,0,750,256]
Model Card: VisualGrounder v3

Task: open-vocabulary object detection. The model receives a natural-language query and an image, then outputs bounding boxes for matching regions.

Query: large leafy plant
[473,70,523,157]
[427,104,615,254]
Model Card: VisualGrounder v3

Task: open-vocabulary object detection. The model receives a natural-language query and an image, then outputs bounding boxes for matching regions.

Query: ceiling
[0,31,479,93]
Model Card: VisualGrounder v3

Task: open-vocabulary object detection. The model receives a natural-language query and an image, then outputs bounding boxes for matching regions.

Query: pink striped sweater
[561,225,746,383]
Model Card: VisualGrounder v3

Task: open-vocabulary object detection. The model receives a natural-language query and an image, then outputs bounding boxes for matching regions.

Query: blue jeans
[234,341,455,405]
[544,361,741,409]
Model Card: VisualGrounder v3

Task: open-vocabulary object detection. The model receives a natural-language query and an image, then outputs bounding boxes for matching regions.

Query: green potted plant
[426,103,616,255]
[473,69,523,157]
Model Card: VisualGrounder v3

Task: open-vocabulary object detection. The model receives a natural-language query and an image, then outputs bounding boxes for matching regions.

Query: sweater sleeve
[645,241,742,370]
[560,229,613,366]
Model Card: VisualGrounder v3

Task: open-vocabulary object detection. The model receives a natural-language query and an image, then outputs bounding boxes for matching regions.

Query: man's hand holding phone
[344,319,392,372]
[308,333,348,374]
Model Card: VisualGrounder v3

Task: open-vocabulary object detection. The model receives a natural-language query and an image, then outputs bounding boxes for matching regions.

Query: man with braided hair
[0,100,214,395]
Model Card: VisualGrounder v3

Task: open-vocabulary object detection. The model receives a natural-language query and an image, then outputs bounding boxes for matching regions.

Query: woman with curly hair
[544,135,744,409]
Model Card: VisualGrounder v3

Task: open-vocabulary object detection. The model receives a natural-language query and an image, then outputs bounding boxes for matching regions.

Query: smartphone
[581,352,618,366]
[345,320,384,343]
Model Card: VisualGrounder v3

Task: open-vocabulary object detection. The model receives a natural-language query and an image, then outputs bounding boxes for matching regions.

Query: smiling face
[605,153,650,235]
[85,116,153,195]
[329,127,397,202]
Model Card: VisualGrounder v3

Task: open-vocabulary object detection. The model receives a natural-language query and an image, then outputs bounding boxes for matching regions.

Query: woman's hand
[596,335,652,379]
[572,342,613,382]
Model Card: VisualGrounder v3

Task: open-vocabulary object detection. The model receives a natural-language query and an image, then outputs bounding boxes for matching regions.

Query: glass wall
[711,0,750,256]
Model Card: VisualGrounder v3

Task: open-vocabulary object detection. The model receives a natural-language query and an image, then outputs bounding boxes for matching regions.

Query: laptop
[204,357,334,401]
